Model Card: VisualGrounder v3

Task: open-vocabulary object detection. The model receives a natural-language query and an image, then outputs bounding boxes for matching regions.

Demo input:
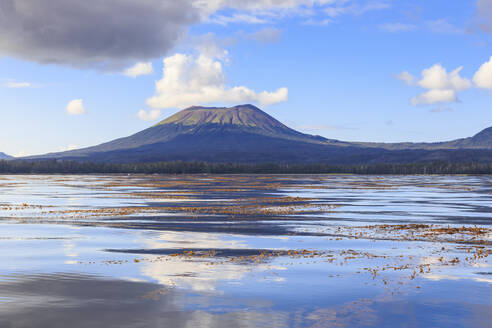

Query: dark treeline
[1,160,492,174]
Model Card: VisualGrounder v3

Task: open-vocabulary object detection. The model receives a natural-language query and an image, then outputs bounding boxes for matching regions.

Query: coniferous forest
[1,160,492,175]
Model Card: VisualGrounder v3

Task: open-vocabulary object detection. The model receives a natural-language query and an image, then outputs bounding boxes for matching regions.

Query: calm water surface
[0,175,491,327]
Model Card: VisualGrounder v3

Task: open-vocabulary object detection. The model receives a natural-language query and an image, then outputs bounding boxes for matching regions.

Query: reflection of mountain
[26,104,492,164]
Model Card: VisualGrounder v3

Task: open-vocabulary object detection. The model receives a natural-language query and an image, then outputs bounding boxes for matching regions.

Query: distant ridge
[24,104,492,164]
[0,152,13,160]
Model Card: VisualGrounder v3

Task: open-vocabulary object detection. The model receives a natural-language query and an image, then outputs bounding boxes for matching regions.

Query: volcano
[27,104,492,164]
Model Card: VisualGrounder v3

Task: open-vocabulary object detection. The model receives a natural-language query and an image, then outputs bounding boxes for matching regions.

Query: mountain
[0,152,13,160]
[355,127,492,151]
[26,104,492,164]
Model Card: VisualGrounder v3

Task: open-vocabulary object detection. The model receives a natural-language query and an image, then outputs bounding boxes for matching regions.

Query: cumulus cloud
[380,23,417,32]
[137,109,162,121]
[410,89,457,106]
[66,99,87,115]
[473,56,492,89]
[398,64,471,106]
[123,62,154,78]
[247,27,282,44]
[0,0,198,69]
[417,65,471,91]
[146,48,288,109]
[401,57,492,106]
[2,81,31,88]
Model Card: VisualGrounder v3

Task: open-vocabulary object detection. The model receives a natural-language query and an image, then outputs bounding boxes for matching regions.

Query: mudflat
[0,174,491,327]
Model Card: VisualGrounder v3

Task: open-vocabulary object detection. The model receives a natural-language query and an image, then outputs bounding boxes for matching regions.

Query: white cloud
[410,89,457,106]
[473,56,492,89]
[418,65,470,91]
[66,99,87,115]
[399,64,471,106]
[137,109,162,121]
[146,48,288,109]
[380,23,417,33]
[396,71,416,85]
[123,62,154,78]
[2,81,31,88]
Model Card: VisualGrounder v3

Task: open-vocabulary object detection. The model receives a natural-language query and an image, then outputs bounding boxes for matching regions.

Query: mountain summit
[153,104,326,143]
[26,104,492,164]
[158,104,283,129]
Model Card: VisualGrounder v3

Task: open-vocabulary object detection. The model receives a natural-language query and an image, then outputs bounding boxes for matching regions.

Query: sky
[1,0,492,156]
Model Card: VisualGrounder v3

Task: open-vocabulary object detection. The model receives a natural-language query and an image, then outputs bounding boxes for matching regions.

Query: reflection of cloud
[63,242,78,257]
[471,263,491,268]
[418,256,492,284]
[0,273,291,328]
[307,298,379,327]
[139,231,285,291]
[424,273,492,284]
[142,231,246,249]
[142,259,248,291]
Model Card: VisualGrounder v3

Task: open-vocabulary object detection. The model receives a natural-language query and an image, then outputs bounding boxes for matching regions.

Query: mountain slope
[0,152,13,160]
[30,104,342,160]
[355,127,492,150]
[25,104,492,164]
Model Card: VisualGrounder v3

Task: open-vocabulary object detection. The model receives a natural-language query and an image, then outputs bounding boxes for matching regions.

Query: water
[0,175,491,327]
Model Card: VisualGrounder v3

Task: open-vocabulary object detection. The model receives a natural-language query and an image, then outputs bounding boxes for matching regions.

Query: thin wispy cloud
[427,19,464,35]
[247,27,282,44]
[2,81,31,88]
[380,23,417,33]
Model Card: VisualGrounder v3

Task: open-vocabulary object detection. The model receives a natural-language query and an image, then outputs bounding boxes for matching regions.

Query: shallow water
[0,175,491,327]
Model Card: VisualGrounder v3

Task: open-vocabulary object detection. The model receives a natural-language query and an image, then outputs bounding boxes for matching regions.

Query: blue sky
[1,0,492,156]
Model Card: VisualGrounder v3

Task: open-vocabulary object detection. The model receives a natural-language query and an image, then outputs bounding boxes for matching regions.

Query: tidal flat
[0,174,491,327]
